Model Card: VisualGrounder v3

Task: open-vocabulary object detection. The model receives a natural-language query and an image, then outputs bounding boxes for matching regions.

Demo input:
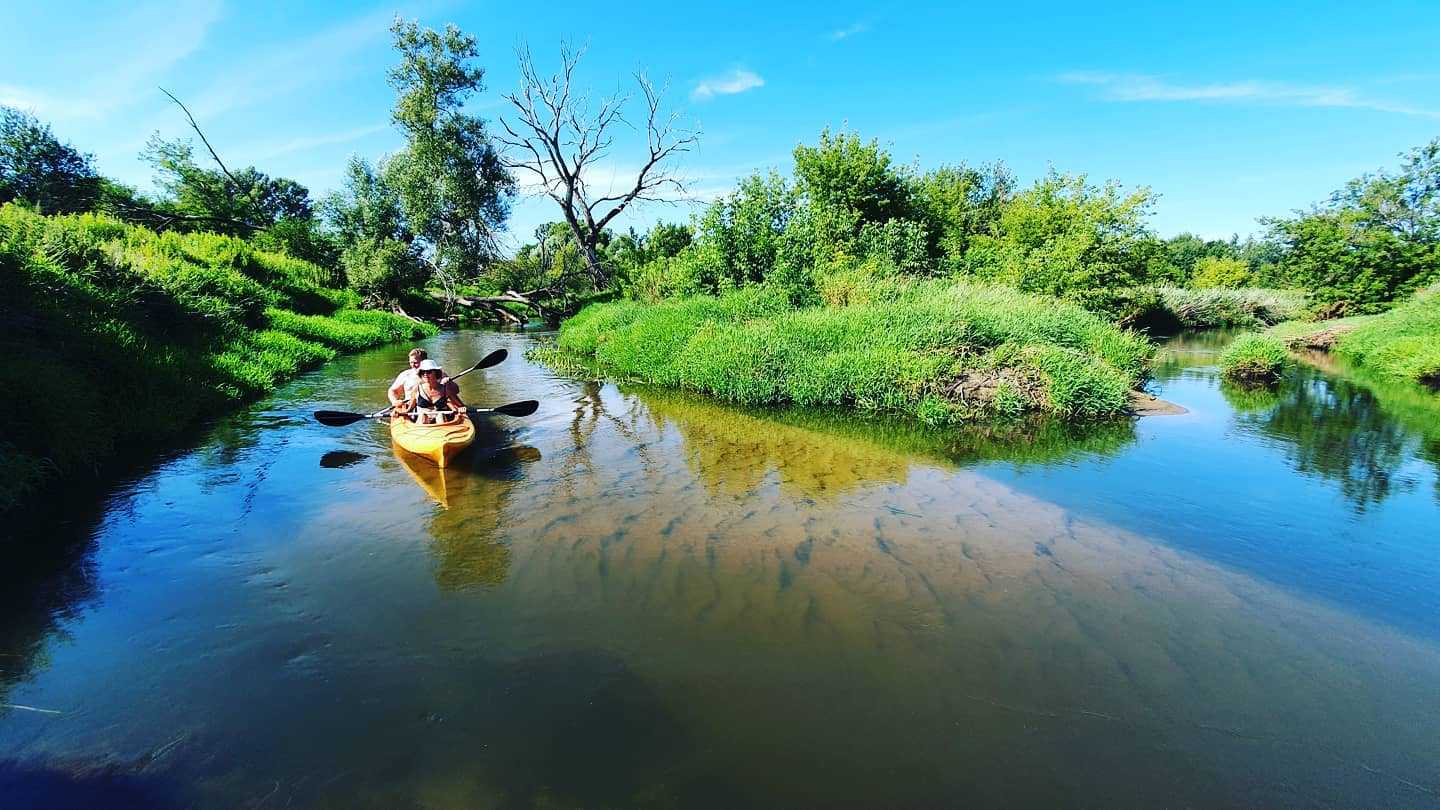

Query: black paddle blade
[477,348,508,369]
[314,410,370,427]
[471,400,539,418]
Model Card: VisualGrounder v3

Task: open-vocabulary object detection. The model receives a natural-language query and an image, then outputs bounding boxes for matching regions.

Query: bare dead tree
[498,44,698,289]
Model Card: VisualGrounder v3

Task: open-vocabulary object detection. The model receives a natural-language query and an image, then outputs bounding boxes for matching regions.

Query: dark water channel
[3,330,1439,807]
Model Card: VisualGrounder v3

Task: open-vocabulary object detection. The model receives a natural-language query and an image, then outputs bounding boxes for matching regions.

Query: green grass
[0,203,435,513]
[1152,286,1308,330]
[1219,333,1292,384]
[1263,289,1440,388]
[539,281,1152,423]
[1328,291,1440,387]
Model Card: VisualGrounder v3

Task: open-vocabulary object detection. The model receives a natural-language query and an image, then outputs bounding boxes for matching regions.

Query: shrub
[1220,333,1291,384]
[542,281,1151,421]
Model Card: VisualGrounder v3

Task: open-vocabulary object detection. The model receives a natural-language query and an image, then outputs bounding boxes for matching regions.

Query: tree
[384,19,513,305]
[0,106,100,214]
[792,129,914,233]
[1190,255,1253,288]
[1267,137,1440,314]
[910,162,1014,269]
[499,44,698,289]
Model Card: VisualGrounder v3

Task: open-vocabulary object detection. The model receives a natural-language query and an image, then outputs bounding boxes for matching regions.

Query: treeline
[552,130,1438,324]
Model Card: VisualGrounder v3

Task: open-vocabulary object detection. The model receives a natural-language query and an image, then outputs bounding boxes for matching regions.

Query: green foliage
[0,203,433,511]
[383,19,512,289]
[1153,286,1307,329]
[962,171,1160,307]
[0,106,100,214]
[1190,255,1253,288]
[793,129,916,233]
[142,135,315,232]
[1220,333,1291,384]
[910,162,1014,269]
[1330,289,1440,386]
[1267,138,1440,314]
[545,281,1150,422]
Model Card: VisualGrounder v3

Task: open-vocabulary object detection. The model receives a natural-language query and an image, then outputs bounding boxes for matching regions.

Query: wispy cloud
[187,8,395,121]
[1059,71,1440,119]
[0,0,223,121]
[830,22,870,41]
[239,123,390,163]
[691,69,764,102]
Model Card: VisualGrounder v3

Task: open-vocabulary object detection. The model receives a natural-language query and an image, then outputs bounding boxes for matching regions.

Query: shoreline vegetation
[532,281,1153,422]
[4,17,1440,516]
[0,204,434,512]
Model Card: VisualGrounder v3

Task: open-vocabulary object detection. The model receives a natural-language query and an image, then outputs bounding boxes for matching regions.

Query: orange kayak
[390,413,476,468]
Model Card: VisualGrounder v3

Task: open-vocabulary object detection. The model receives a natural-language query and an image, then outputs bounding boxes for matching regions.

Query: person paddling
[388,348,428,410]
[395,359,465,424]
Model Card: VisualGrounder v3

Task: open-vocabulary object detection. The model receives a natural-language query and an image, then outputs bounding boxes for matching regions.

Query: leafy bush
[543,281,1150,422]
[1220,333,1291,384]
[1190,256,1254,288]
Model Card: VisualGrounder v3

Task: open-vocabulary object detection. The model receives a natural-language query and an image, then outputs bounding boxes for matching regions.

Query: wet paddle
[313,348,512,427]
[314,399,539,427]
[467,400,539,418]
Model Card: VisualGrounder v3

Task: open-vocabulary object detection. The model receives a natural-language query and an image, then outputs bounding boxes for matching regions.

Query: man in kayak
[395,359,466,424]
[388,348,428,410]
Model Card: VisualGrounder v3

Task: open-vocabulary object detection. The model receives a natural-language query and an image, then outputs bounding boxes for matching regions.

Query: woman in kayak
[396,359,465,424]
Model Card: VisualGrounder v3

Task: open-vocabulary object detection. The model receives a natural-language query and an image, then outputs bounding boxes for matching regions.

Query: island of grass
[0,204,436,511]
[533,281,1154,425]
[1219,333,1292,384]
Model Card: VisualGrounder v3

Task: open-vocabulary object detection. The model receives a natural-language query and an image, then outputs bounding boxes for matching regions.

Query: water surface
[3,330,1439,807]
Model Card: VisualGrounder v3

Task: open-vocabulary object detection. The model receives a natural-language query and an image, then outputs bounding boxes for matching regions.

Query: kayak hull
[390,413,476,468]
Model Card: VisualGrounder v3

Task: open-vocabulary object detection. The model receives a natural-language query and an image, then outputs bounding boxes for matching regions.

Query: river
[3,330,1439,807]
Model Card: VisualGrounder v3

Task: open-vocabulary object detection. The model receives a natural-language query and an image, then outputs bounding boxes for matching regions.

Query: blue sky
[3,0,1438,248]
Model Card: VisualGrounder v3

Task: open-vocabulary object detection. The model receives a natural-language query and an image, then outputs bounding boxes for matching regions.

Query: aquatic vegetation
[1219,333,1292,384]
[0,204,434,512]
[541,281,1151,422]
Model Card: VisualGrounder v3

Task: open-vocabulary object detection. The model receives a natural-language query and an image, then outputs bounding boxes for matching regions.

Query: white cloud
[830,22,869,41]
[1058,71,1440,119]
[691,69,764,102]
[239,123,390,163]
[0,0,223,121]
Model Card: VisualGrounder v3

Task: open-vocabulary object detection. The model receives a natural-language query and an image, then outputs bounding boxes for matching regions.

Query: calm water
[3,330,1439,807]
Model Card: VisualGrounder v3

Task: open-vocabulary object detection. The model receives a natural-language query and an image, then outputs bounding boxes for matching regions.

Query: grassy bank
[535,281,1153,424]
[1265,288,1440,387]
[0,204,435,512]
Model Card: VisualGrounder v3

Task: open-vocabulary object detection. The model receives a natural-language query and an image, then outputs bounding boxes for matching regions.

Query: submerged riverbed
[3,330,1439,807]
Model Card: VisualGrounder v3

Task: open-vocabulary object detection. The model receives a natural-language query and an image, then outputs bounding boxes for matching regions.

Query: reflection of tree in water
[1,486,106,709]
[631,387,1137,501]
[1242,371,1416,511]
[394,419,540,591]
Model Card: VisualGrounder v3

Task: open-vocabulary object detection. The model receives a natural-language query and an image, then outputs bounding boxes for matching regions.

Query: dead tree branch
[498,44,697,289]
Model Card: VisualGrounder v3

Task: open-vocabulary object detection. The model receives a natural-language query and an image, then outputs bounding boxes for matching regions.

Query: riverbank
[534,281,1153,423]
[0,204,434,513]
[1265,287,1440,387]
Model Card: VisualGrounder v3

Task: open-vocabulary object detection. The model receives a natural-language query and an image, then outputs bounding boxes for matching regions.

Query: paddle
[468,400,539,418]
[315,399,540,427]
[313,348,512,427]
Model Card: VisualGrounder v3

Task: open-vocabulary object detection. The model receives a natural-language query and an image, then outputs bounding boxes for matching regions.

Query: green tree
[1191,255,1254,288]
[1268,137,1440,314]
[910,162,1014,269]
[792,129,914,232]
[384,19,513,303]
[963,171,1158,305]
[0,106,100,214]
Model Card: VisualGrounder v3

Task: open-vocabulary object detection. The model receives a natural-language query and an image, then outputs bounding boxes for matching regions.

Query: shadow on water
[0,760,184,810]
